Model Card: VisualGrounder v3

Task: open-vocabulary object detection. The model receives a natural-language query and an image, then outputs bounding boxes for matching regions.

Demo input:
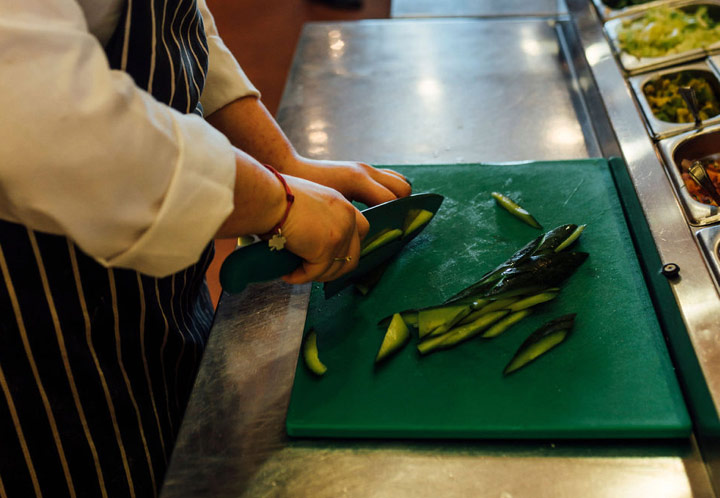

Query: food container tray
[697,225,720,285]
[657,124,720,225]
[629,61,720,139]
[605,0,720,75]
[592,0,682,21]
[707,53,720,75]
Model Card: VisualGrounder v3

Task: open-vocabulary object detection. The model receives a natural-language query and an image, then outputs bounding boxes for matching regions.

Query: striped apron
[0,1,214,497]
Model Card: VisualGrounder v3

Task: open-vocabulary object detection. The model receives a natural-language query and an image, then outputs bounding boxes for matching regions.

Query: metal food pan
[629,61,720,139]
[707,54,720,75]
[696,226,720,285]
[657,125,720,225]
[604,0,720,75]
[592,0,682,20]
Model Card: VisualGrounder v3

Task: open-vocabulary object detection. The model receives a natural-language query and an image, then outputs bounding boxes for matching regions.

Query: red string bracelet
[261,164,295,251]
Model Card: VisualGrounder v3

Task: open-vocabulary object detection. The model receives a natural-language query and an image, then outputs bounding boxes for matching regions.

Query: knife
[219,193,444,297]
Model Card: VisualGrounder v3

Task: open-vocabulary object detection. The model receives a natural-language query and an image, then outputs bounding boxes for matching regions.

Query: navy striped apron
[0,1,214,497]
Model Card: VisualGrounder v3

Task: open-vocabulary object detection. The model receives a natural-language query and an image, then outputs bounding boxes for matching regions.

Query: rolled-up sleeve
[0,0,237,277]
[197,0,261,115]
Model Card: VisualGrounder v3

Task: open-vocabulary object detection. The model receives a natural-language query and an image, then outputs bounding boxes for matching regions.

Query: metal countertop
[161,16,715,498]
[391,0,567,18]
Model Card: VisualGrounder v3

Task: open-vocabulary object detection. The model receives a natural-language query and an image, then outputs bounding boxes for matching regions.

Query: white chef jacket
[0,0,259,277]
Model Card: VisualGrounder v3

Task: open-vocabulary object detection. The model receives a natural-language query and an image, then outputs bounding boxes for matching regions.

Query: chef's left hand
[279,156,412,206]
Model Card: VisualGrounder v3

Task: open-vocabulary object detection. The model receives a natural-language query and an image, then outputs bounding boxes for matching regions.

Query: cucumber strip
[376,313,410,363]
[457,297,517,325]
[443,225,581,305]
[417,331,453,355]
[480,309,531,339]
[438,310,509,348]
[302,329,327,376]
[360,228,403,257]
[491,192,542,229]
[554,224,587,252]
[506,290,559,312]
[417,310,509,355]
[418,305,470,338]
[470,298,491,310]
[402,311,419,327]
[503,313,576,375]
[428,306,472,337]
[403,209,435,237]
[486,252,588,298]
[533,224,578,255]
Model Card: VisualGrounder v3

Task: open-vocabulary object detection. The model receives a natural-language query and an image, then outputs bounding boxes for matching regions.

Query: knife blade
[219,193,444,296]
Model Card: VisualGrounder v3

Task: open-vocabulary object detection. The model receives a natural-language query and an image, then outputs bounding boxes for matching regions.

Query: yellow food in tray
[643,72,720,123]
[617,6,720,59]
[601,0,654,9]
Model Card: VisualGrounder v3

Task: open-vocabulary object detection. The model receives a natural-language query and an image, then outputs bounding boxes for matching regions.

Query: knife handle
[219,241,303,294]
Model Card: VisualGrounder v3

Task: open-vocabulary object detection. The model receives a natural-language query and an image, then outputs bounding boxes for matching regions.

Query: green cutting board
[285,160,691,439]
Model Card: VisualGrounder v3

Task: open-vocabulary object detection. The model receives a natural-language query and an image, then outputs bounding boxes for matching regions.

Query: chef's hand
[204,98,412,206]
[280,175,370,284]
[215,150,369,284]
[279,156,412,207]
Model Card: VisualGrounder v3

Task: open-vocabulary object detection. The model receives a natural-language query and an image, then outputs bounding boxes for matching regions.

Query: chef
[0,0,410,496]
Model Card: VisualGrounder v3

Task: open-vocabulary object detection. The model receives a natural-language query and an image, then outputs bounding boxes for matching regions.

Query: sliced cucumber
[360,228,403,257]
[506,289,559,312]
[376,313,410,363]
[303,329,327,376]
[403,209,435,237]
[457,297,517,325]
[554,224,587,253]
[480,309,531,339]
[491,192,542,229]
[503,313,576,375]
[417,310,508,355]
[418,305,470,338]
[533,224,578,255]
[439,310,509,348]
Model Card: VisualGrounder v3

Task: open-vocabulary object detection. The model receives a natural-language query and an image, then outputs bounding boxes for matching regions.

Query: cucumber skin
[503,314,576,376]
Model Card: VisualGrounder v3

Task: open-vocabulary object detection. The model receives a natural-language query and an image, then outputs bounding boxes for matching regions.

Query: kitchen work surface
[391,0,567,18]
[277,19,598,165]
[286,160,691,440]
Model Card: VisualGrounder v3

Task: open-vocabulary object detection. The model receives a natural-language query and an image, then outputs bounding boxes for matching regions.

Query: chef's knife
[219,193,444,296]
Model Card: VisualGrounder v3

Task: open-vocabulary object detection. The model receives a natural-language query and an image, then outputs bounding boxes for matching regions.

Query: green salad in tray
[643,72,720,123]
[617,6,720,59]
[602,0,654,9]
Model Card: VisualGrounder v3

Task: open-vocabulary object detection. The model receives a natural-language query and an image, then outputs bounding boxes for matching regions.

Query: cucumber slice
[533,224,578,255]
[303,329,327,376]
[417,310,508,355]
[480,309,531,339]
[416,331,452,355]
[506,290,559,312]
[554,224,587,253]
[403,209,435,237]
[418,305,470,338]
[376,313,410,363]
[439,310,509,348]
[491,192,542,229]
[360,228,403,257]
[503,313,576,375]
[457,297,517,325]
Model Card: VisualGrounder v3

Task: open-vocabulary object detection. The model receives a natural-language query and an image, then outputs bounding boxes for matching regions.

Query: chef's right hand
[279,175,370,284]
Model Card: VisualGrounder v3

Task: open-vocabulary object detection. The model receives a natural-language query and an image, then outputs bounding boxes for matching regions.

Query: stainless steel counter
[391,0,567,18]
[161,15,716,498]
